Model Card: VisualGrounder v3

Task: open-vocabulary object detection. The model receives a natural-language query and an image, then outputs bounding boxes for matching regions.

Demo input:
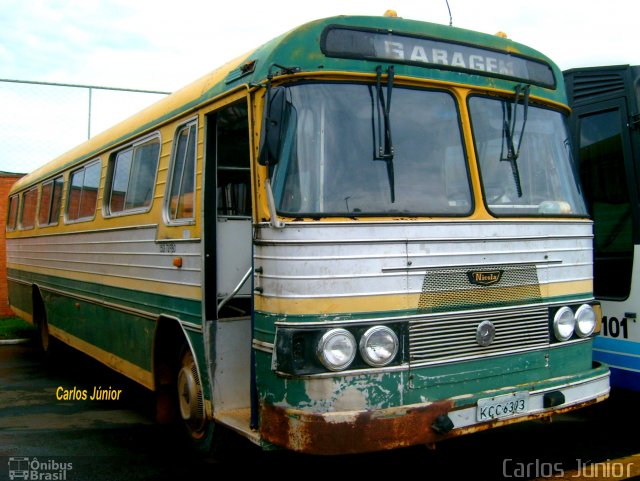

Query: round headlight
[553,306,575,341]
[317,329,356,371]
[359,326,399,367]
[575,304,596,338]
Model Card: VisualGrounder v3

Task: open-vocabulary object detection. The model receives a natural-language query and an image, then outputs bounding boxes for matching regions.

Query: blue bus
[565,65,640,390]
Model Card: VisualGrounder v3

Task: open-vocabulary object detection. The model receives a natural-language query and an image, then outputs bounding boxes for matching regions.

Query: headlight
[553,306,575,341]
[575,304,596,337]
[359,326,399,367]
[317,328,356,371]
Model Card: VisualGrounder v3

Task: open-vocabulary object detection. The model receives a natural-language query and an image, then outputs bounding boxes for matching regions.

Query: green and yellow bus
[6,13,609,454]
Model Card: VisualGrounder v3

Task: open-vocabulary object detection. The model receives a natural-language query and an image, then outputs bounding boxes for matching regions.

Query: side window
[38,176,64,227]
[579,108,632,299]
[6,195,19,231]
[108,135,160,215]
[217,103,251,217]
[67,160,101,222]
[166,120,197,222]
[20,187,38,230]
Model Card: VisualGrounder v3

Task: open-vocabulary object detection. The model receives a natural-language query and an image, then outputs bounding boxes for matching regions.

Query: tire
[33,292,56,357]
[176,347,218,454]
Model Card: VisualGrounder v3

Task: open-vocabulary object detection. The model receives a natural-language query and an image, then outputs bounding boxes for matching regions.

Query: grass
[0,316,35,340]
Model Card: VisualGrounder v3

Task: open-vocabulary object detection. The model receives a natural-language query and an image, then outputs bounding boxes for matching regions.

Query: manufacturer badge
[476,320,496,347]
[467,270,503,286]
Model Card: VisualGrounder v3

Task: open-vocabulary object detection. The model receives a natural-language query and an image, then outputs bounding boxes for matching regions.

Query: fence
[0,78,170,174]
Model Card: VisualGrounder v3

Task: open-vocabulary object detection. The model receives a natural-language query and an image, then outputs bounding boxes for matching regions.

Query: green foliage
[0,316,34,340]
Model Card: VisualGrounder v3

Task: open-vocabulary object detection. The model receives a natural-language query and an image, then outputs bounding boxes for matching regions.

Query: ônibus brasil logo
[8,457,72,480]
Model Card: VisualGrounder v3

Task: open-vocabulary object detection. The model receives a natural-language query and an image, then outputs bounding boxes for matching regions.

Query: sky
[1,0,639,173]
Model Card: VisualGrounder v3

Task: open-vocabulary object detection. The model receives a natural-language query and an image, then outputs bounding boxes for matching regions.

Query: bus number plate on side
[477,392,529,422]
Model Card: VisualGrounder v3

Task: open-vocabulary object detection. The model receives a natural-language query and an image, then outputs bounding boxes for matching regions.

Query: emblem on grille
[476,320,496,347]
[467,270,503,286]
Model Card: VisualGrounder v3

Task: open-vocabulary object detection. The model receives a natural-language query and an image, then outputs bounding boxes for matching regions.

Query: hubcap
[177,354,206,435]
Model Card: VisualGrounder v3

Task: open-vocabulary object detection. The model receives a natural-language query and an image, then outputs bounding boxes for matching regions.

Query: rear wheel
[38,314,50,353]
[33,292,56,357]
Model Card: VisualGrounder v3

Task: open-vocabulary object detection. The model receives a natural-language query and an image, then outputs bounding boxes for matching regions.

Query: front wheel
[176,347,218,453]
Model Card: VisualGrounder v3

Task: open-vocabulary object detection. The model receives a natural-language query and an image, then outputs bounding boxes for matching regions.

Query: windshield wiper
[500,84,530,198]
[373,65,396,203]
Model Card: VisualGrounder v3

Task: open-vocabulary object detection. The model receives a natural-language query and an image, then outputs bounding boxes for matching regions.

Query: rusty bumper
[259,371,610,455]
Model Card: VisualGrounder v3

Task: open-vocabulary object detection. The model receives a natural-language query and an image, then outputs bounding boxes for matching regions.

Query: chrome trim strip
[275,363,411,379]
[6,223,160,239]
[6,275,30,286]
[256,219,593,228]
[181,322,204,332]
[258,285,594,300]
[255,233,593,246]
[382,259,563,272]
[528,370,610,395]
[252,339,275,353]
[271,299,595,328]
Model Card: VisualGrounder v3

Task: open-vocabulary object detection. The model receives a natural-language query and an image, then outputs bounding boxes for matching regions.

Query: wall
[0,172,25,317]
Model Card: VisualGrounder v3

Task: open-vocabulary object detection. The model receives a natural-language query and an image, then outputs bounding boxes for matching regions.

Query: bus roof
[11,14,564,193]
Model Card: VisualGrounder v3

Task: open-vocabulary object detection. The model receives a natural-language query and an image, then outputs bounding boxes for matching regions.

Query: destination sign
[321,26,555,88]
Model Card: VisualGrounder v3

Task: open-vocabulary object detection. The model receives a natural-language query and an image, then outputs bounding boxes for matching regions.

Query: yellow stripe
[8,262,200,300]
[49,325,154,390]
[11,306,34,325]
[255,279,593,315]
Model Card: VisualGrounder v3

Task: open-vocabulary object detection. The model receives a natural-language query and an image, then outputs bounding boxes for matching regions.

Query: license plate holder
[477,391,529,422]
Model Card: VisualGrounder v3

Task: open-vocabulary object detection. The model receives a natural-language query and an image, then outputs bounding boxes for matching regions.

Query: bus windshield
[469,96,587,217]
[270,83,472,216]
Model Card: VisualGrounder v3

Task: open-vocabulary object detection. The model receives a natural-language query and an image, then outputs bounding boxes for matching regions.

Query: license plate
[477,392,529,421]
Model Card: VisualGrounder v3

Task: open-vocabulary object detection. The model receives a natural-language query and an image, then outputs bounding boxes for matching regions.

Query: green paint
[13,15,565,191]
[7,270,203,375]
[257,341,602,412]
[7,268,202,325]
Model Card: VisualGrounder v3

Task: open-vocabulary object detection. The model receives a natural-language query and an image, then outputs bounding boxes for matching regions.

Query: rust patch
[260,400,454,455]
[259,393,609,455]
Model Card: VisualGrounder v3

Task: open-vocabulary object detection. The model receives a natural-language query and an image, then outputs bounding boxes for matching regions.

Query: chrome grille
[418,264,541,312]
[409,305,549,365]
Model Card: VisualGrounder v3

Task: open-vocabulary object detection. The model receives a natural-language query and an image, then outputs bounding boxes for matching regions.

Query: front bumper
[259,366,610,454]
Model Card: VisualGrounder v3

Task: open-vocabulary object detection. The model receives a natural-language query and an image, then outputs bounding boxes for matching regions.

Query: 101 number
[601,316,629,339]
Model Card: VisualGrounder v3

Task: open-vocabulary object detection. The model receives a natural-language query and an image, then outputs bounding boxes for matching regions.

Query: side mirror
[258,87,287,166]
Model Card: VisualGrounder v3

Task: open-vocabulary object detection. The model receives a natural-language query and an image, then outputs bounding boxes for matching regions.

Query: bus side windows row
[6,120,201,230]
[5,176,63,232]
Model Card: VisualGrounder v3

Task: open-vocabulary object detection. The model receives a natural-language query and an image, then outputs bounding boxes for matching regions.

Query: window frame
[105,133,161,217]
[65,158,102,224]
[468,93,587,218]
[19,186,39,230]
[164,118,198,225]
[269,81,472,217]
[6,194,19,232]
[38,176,64,227]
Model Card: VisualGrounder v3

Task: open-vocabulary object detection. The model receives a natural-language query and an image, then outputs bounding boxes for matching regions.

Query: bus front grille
[409,305,550,365]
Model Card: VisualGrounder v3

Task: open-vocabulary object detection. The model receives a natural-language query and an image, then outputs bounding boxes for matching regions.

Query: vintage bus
[6,13,609,454]
[564,65,640,391]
